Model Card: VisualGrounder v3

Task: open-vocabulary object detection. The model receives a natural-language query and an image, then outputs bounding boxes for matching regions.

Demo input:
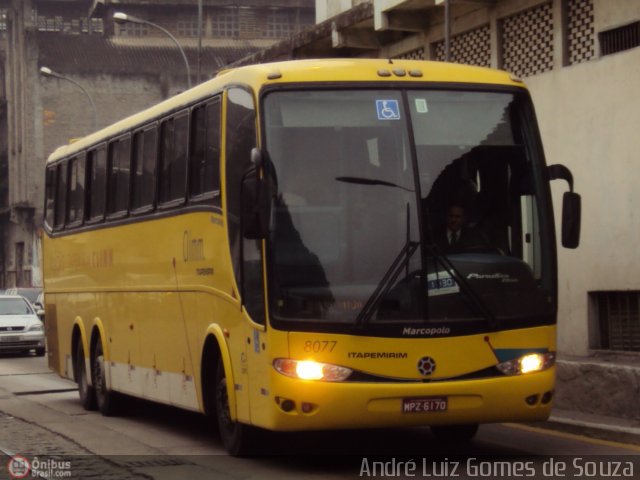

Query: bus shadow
[115,395,525,461]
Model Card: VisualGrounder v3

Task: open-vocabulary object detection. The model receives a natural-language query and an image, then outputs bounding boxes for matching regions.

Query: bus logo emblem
[417,356,436,376]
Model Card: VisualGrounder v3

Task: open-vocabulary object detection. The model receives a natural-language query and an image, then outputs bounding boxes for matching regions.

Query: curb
[528,410,640,446]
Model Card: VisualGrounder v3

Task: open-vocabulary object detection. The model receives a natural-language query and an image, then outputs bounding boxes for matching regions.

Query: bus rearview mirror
[548,164,581,249]
[561,191,581,249]
[251,147,264,178]
[241,168,271,239]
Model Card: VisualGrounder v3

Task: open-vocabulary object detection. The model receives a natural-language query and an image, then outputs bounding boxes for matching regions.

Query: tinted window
[264,89,553,332]
[132,126,158,211]
[54,162,67,229]
[86,145,107,221]
[226,88,256,238]
[0,297,33,315]
[107,135,131,215]
[66,154,85,225]
[45,166,56,228]
[159,111,189,205]
[190,98,221,204]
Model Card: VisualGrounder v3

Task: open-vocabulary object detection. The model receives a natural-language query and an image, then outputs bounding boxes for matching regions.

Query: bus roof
[46,58,524,164]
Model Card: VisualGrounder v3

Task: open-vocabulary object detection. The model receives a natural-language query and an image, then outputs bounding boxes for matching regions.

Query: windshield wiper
[355,240,419,329]
[336,176,414,192]
[354,241,498,330]
[424,242,498,329]
[356,203,419,329]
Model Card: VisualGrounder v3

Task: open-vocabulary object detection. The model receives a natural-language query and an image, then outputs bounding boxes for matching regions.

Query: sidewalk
[533,408,640,446]
[0,410,150,480]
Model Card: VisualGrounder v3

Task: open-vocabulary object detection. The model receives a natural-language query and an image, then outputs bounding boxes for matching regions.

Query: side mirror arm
[547,164,574,192]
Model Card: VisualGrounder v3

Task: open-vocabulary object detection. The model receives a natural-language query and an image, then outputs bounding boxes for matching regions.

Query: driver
[436,203,491,254]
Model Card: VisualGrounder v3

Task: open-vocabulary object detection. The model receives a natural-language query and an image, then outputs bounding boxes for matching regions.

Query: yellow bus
[43,59,580,455]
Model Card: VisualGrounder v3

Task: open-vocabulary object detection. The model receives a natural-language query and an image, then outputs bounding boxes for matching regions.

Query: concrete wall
[317,0,369,22]
[527,46,640,356]
[2,1,41,287]
[40,74,166,161]
[594,0,640,32]
[556,356,640,420]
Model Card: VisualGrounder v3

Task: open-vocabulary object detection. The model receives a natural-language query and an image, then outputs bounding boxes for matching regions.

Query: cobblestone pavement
[0,411,152,480]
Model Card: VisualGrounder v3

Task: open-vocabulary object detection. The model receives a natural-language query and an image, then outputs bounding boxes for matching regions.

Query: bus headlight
[496,352,555,376]
[273,358,353,382]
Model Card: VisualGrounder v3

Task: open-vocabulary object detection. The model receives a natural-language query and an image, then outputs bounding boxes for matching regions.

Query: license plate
[0,335,22,343]
[402,397,448,413]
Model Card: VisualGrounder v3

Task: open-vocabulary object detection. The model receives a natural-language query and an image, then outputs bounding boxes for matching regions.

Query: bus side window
[86,145,107,222]
[159,111,189,206]
[189,97,221,205]
[107,135,132,218]
[45,166,57,229]
[66,153,85,227]
[54,161,68,230]
[131,125,158,213]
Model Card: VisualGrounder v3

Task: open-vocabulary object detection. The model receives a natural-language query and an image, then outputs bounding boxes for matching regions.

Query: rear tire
[430,424,479,443]
[215,360,256,456]
[92,339,119,416]
[76,342,97,410]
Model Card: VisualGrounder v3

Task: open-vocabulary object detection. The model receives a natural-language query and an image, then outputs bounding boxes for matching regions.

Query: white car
[0,295,46,356]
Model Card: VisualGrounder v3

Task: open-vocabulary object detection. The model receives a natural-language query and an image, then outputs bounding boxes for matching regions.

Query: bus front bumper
[259,367,555,431]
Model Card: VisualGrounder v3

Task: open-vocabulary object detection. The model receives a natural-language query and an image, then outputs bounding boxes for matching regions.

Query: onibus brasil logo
[7,455,30,479]
[6,454,71,479]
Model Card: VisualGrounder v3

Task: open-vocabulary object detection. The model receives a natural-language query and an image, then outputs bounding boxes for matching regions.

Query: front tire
[76,342,97,410]
[35,347,46,357]
[91,339,119,416]
[215,360,255,456]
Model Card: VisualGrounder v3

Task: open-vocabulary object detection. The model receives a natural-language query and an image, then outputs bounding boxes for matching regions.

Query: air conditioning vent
[599,21,640,56]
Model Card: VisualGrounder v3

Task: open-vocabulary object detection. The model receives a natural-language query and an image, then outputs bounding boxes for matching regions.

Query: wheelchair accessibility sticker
[376,100,401,120]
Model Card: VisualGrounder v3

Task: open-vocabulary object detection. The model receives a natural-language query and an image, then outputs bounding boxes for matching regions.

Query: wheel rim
[79,361,88,396]
[216,377,234,434]
[93,345,106,402]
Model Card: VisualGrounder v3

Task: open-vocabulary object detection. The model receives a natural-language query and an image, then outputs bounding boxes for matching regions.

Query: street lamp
[113,12,192,89]
[435,0,451,61]
[39,66,98,134]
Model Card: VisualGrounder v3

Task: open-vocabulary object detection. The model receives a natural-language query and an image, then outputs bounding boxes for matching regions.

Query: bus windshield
[263,88,553,335]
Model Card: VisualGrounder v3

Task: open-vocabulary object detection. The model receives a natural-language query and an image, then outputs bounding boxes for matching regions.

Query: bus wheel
[430,424,479,443]
[76,342,96,410]
[215,360,255,456]
[92,339,118,416]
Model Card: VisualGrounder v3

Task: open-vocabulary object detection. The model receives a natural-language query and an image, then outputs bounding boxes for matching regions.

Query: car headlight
[496,352,555,376]
[27,323,44,332]
[273,358,352,382]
